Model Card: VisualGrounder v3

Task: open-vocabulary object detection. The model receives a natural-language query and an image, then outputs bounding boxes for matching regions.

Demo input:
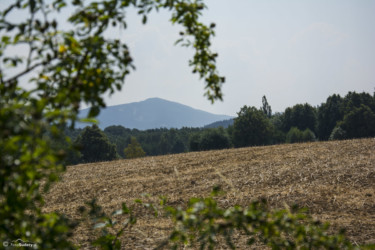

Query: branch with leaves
[0,1,224,248]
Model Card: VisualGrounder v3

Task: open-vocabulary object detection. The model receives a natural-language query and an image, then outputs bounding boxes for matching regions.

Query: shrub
[329,126,347,141]
[286,127,303,143]
[124,137,146,159]
[302,128,316,142]
[199,128,231,151]
[189,133,202,151]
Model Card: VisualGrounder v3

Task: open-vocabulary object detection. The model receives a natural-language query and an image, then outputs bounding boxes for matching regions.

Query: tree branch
[3,62,44,84]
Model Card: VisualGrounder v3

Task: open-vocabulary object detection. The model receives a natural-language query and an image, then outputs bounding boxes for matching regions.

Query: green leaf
[79,118,98,124]
[88,106,100,118]
[142,15,147,24]
[122,203,130,214]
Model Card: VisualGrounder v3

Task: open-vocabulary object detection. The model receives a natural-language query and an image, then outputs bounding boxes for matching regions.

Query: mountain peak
[79,98,233,130]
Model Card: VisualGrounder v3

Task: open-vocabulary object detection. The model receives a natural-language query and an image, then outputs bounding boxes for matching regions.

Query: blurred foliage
[0,0,223,247]
[329,125,347,141]
[124,136,146,159]
[261,95,272,118]
[163,188,369,249]
[318,92,375,140]
[317,94,343,140]
[286,127,316,144]
[233,106,273,147]
[282,103,317,134]
[87,188,374,249]
[75,124,118,163]
[188,127,231,151]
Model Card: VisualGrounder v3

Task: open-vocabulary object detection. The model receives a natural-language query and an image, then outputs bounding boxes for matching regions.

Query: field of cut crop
[43,138,375,249]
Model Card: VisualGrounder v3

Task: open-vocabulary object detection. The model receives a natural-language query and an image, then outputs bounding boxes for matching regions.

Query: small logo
[3,239,37,248]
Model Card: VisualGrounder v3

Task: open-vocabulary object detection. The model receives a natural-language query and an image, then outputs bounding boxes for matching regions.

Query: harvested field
[43,138,375,249]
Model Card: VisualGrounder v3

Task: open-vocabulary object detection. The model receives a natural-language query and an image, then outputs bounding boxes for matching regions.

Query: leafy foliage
[286,127,316,144]
[188,127,231,151]
[124,136,146,159]
[0,0,224,247]
[233,106,273,147]
[317,94,343,140]
[104,126,194,157]
[199,127,231,150]
[282,103,317,134]
[339,104,375,139]
[286,127,304,144]
[329,125,347,141]
[75,125,118,163]
[261,95,272,118]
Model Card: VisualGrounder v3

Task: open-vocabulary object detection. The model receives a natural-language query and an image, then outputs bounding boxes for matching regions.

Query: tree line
[66,90,375,164]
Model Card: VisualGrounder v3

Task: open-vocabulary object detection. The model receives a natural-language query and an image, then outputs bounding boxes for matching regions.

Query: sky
[2,1,375,116]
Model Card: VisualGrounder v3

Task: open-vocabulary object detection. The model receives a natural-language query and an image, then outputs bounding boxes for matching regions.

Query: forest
[66,90,375,164]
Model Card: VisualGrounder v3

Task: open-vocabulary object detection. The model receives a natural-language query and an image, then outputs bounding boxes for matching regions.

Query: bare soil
[43,138,375,249]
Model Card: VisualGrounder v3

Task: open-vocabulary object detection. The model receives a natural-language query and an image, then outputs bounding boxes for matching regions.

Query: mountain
[78,98,233,130]
[204,119,234,129]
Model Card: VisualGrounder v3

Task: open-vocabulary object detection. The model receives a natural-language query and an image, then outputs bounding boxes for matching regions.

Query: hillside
[204,118,234,128]
[78,98,233,130]
[43,138,375,249]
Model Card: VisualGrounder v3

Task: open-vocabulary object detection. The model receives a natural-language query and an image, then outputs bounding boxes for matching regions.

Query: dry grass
[43,138,375,249]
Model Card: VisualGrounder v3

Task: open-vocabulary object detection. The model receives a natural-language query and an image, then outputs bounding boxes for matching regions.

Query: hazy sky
[2,1,374,116]
[110,0,375,116]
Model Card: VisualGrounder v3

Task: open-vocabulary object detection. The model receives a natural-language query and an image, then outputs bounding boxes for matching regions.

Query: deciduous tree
[124,136,146,159]
[233,106,273,147]
[75,124,118,163]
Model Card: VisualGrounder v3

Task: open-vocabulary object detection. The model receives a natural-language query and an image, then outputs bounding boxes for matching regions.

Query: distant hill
[204,118,234,129]
[78,98,233,130]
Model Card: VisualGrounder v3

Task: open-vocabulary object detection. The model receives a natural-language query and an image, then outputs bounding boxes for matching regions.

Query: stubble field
[43,138,375,249]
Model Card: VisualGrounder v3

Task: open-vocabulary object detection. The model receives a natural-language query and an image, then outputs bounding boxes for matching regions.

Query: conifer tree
[124,137,146,159]
[75,125,118,163]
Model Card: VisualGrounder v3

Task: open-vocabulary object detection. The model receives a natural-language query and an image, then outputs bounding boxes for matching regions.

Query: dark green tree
[75,125,118,163]
[341,91,375,114]
[317,94,343,140]
[282,103,317,134]
[261,95,272,118]
[270,112,286,144]
[339,104,375,139]
[159,133,170,155]
[189,132,202,151]
[302,128,316,142]
[286,127,316,144]
[329,126,347,140]
[104,125,132,158]
[171,137,186,153]
[286,127,303,144]
[318,91,375,140]
[199,127,231,150]
[124,136,146,159]
[233,106,273,147]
